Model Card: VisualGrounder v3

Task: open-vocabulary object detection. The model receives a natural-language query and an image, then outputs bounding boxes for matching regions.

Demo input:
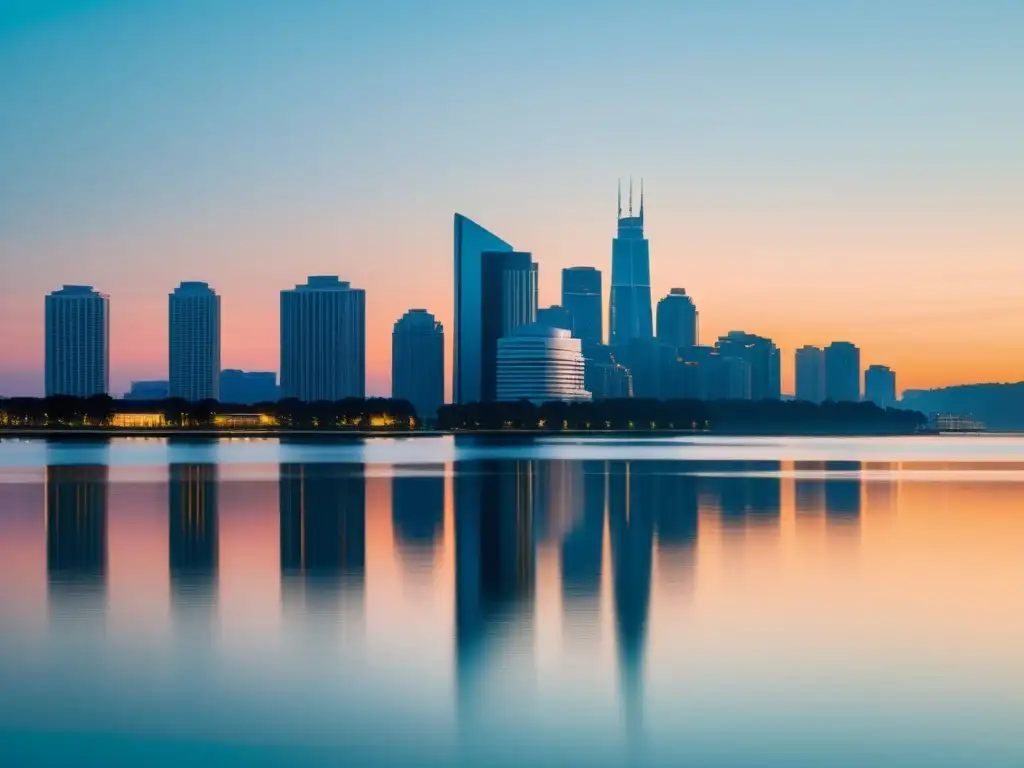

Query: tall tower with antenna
[609,178,652,346]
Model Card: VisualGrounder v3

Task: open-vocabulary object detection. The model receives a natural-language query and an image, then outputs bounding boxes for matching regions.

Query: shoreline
[0,427,935,439]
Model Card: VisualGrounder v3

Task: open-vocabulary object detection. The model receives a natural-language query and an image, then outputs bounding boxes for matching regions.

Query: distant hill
[901,382,1024,430]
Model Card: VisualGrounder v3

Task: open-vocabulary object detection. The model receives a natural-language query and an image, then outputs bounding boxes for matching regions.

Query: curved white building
[496,324,591,403]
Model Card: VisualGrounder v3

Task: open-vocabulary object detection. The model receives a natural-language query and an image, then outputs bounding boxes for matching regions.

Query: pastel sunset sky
[2,0,1022,398]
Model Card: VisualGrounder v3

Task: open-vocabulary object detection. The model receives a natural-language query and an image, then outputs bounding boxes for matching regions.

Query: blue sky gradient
[2,0,1023,395]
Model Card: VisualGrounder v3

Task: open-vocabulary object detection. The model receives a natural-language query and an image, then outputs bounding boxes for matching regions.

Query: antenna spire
[639,177,644,221]
[629,177,633,216]
[617,179,622,219]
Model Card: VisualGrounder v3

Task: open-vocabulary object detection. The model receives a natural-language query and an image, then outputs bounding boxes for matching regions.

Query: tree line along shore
[0,395,927,435]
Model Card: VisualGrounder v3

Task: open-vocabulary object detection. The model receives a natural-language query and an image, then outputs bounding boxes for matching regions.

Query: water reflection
[169,463,219,614]
[279,463,366,613]
[560,460,606,634]
[710,461,782,529]
[3,441,1023,765]
[46,462,109,622]
[825,461,862,525]
[391,464,445,577]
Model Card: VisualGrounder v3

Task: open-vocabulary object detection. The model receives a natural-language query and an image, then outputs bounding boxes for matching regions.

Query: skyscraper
[536,305,573,333]
[45,285,109,397]
[609,180,653,346]
[392,309,445,422]
[864,364,897,407]
[825,341,861,402]
[715,331,781,400]
[280,276,365,402]
[655,288,698,350]
[561,266,602,347]
[480,251,537,402]
[453,214,514,404]
[795,345,825,403]
[169,281,220,402]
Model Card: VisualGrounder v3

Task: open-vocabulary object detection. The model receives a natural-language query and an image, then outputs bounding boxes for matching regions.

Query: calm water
[1,435,1022,767]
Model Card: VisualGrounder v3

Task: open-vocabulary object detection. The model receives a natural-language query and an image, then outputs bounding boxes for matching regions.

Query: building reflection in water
[46,461,109,621]
[794,461,827,515]
[279,463,366,612]
[864,462,899,521]
[709,461,783,529]
[391,464,445,577]
[824,461,862,526]
[454,459,536,717]
[607,461,657,742]
[649,461,700,592]
[560,460,606,635]
[533,459,584,546]
[168,463,219,613]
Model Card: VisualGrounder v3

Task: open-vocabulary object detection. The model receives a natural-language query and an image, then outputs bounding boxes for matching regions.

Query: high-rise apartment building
[715,331,781,400]
[656,288,698,350]
[609,180,653,346]
[453,214,514,404]
[169,281,220,402]
[280,276,365,402]
[392,309,444,422]
[864,364,897,408]
[45,285,109,397]
[825,341,861,402]
[480,251,537,402]
[561,266,602,347]
[794,345,825,403]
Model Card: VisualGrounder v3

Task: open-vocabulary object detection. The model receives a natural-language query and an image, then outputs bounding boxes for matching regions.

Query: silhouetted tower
[610,179,653,346]
[392,309,445,422]
[656,288,698,349]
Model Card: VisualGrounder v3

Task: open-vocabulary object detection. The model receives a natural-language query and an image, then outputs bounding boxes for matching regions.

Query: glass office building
[453,214,514,404]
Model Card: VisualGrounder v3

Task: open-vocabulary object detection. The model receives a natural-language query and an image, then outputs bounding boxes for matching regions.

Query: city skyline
[4,2,1023,398]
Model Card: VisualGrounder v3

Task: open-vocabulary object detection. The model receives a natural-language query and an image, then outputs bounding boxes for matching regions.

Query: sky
[2,0,1023,398]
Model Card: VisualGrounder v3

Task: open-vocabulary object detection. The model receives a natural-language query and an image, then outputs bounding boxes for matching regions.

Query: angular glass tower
[453,214,514,404]
[609,180,653,346]
[480,251,538,403]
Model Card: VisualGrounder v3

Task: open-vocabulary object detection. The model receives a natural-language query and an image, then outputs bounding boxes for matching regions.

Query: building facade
[656,288,698,350]
[584,345,633,399]
[280,276,365,402]
[169,281,220,402]
[124,380,169,400]
[480,251,538,402]
[219,370,278,404]
[496,324,590,403]
[794,345,825,403]
[453,214,514,404]
[609,180,653,346]
[561,266,602,347]
[825,341,861,402]
[392,309,445,422]
[536,305,573,333]
[714,331,781,400]
[45,285,110,397]
[864,365,897,408]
